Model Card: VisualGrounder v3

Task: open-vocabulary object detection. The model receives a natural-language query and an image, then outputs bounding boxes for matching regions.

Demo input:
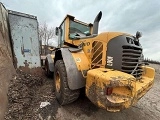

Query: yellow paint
[142,66,155,78]
[86,68,154,112]
[60,14,126,68]
[58,13,132,70]
[71,50,90,71]
[86,68,136,92]
[56,14,155,112]
[112,86,132,97]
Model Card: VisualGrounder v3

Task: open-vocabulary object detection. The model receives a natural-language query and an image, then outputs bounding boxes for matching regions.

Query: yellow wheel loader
[45,11,155,112]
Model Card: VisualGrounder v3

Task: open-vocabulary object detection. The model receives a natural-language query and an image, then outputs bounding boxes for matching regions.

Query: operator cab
[55,12,102,47]
[55,14,93,47]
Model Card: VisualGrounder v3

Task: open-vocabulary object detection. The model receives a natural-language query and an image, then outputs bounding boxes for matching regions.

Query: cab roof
[59,14,93,27]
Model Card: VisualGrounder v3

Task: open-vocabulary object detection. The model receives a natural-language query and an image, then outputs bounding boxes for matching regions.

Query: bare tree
[39,22,55,55]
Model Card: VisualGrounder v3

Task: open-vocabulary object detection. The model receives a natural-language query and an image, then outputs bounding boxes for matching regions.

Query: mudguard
[46,54,54,72]
[60,48,86,90]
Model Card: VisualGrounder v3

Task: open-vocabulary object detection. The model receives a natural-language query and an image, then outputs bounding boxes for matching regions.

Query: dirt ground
[5,64,160,120]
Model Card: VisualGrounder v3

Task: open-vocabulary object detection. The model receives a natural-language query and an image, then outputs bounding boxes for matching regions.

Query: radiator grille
[122,45,143,79]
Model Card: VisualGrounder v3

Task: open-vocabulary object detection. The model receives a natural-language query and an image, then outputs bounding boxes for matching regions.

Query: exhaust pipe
[92,11,102,35]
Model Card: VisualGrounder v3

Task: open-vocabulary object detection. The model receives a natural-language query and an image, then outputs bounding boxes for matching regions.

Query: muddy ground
[5,64,160,120]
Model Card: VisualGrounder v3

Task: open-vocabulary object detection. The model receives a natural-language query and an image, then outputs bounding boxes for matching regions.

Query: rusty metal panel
[0,3,12,60]
[0,3,15,120]
[8,10,41,68]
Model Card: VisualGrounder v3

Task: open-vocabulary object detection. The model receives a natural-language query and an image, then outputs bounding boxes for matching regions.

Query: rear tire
[45,59,53,77]
[54,60,80,105]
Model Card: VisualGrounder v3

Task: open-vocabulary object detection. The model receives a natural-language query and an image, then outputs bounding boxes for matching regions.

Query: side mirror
[55,27,59,35]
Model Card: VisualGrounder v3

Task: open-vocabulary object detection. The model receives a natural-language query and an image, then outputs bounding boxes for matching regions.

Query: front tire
[54,60,80,105]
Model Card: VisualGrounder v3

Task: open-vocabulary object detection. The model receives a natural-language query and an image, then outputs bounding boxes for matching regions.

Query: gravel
[4,64,160,120]
[5,70,56,120]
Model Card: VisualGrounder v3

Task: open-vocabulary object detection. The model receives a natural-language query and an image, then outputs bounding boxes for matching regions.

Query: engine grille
[122,45,143,79]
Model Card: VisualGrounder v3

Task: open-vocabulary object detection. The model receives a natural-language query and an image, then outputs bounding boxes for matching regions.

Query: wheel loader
[45,11,155,112]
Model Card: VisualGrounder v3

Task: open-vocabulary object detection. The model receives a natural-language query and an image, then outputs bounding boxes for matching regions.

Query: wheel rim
[55,71,61,93]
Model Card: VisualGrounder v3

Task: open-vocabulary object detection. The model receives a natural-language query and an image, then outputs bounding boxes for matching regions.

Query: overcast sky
[1,0,160,61]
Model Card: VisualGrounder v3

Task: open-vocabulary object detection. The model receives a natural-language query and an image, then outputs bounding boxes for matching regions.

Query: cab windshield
[69,20,90,39]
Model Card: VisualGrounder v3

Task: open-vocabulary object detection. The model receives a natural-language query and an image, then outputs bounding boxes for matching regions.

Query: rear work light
[106,87,113,95]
